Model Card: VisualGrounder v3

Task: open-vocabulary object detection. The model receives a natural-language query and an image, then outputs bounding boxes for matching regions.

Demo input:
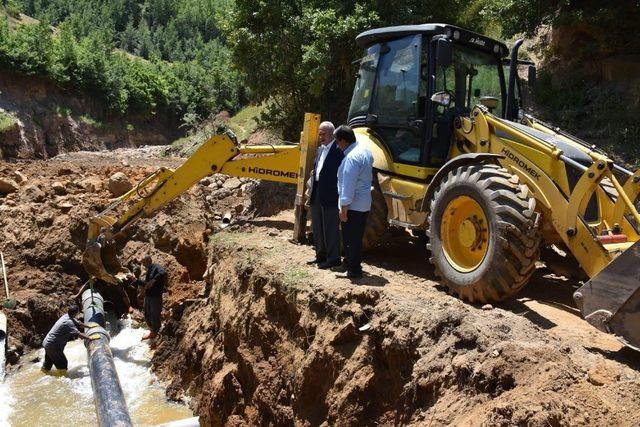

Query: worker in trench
[127,255,167,343]
[41,303,97,373]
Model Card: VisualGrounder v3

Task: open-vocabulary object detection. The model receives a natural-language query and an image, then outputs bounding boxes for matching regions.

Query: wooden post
[293,113,320,242]
[0,252,7,299]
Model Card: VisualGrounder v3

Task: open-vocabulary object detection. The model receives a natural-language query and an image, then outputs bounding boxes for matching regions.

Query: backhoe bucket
[574,240,640,350]
[82,237,124,284]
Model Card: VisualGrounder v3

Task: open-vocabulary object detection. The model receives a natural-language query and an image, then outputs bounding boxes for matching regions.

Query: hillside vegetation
[1,0,240,125]
[1,1,639,161]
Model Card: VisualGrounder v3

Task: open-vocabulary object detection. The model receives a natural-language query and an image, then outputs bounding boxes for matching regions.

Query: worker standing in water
[139,256,166,341]
[41,303,95,373]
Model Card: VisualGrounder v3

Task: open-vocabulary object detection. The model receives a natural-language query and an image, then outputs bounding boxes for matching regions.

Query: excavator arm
[83,114,320,284]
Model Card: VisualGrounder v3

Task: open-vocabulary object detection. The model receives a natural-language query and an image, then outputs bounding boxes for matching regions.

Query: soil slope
[153,212,640,426]
[0,69,181,160]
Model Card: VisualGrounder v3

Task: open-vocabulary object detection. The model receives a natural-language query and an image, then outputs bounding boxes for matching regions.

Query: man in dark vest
[308,121,344,269]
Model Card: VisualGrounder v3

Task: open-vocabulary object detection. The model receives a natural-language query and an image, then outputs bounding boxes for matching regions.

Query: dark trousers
[144,294,163,334]
[43,346,68,370]
[311,199,341,264]
[341,210,369,274]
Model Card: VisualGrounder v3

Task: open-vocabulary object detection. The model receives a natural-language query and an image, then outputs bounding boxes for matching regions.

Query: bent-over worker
[139,256,166,341]
[42,303,95,372]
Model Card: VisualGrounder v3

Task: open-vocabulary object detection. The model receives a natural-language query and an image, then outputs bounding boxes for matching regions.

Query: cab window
[371,34,423,164]
[349,45,379,119]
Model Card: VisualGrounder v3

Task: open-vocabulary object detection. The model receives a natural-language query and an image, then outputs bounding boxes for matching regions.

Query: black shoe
[318,261,341,270]
[330,263,347,273]
[336,270,363,279]
[306,258,325,265]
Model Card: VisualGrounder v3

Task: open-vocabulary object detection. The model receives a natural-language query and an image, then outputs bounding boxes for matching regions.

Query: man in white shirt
[308,121,344,268]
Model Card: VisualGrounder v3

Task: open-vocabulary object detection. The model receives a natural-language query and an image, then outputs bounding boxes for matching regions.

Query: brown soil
[1,147,640,426]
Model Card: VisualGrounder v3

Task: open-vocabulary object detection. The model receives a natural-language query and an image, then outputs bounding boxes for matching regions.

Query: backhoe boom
[82,113,321,284]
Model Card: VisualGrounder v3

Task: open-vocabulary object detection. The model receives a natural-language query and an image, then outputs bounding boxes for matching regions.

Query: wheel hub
[440,196,489,272]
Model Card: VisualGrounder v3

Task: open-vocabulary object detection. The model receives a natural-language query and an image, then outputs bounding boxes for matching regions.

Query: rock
[587,365,613,386]
[234,204,244,214]
[52,181,67,195]
[213,188,232,199]
[13,171,27,183]
[24,184,46,202]
[200,177,213,186]
[58,163,79,176]
[108,172,132,196]
[482,304,493,310]
[36,213,55,227]
[0,177,19,194]
[79,177,103,193]
[56,201,73,213]
[223,177,242,190]
[587,373,605,386]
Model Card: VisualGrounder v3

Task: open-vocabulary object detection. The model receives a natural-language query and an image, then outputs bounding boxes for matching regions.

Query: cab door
[369,34,426,166]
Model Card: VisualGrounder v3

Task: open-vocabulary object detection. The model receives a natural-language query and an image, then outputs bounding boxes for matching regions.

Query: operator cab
[348,24,509,168]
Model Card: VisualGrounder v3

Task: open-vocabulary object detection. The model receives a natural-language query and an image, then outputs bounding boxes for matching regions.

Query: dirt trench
[0,148,284,363]
[152,224,640,426]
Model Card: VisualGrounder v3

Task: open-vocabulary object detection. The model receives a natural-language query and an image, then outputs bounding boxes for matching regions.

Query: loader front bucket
[574,240,640,350]
[81,237,124,284]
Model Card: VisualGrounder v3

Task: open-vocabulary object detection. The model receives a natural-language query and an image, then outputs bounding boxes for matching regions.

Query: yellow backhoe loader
[83,24,640,350]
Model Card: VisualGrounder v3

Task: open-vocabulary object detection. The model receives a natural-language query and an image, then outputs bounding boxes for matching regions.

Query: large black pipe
[82,289,133,427]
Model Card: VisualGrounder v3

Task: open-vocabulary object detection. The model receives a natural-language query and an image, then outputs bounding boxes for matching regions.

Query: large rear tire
[426,164,541,303]
[362,182,388,251]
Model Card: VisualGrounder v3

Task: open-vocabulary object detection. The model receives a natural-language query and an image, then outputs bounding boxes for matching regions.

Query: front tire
[426,164,541,303]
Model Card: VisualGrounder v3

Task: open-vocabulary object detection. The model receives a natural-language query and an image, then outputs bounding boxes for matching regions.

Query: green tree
[225,0,489,138]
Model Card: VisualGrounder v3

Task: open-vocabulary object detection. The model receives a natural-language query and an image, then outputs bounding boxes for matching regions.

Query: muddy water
[0,321,192,426]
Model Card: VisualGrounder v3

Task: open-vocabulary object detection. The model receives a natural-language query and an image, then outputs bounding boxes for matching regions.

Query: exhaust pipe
[505,38,524,121]
[82,289,133,427]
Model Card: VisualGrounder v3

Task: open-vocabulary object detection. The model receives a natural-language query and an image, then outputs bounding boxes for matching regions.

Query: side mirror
[436,38,453,68]
[431,91,451,107]
[528,65,537,88]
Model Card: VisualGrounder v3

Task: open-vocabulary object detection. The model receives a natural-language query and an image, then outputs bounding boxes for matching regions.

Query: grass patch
[227,105,264,142]
[53,105,72,117]
[282,266,311,290]
[0,110,17,132]
[78,114,104,128]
